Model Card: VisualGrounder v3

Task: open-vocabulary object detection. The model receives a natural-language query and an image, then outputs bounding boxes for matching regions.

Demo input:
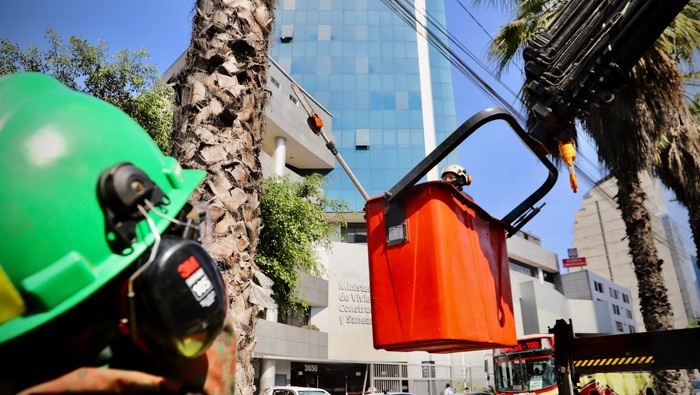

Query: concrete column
[262,137,284,395]
[269,137,284,320]
[259,358,276,393]
[266,307,278,322]
[414,0,438,181]
[274,136,287,176]
[537,267,545,284]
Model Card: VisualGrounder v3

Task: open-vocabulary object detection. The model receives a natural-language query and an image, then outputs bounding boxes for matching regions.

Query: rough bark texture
[614,170,689,395]
[169,1,275,394]
[649,58,700,270]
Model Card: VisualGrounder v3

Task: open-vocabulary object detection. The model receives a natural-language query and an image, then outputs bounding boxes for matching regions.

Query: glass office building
[270,0,458,210]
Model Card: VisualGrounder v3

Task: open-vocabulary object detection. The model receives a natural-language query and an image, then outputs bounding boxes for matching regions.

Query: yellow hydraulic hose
[558,139,578,193]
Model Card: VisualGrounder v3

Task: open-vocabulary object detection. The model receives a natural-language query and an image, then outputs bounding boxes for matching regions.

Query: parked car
[262,386,332,395]
[691,380,700,395]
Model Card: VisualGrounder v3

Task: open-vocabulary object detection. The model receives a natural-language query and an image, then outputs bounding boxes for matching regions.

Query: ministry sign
[562,257,587,268]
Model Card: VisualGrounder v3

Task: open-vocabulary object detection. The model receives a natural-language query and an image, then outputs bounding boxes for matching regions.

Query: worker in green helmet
[0,72,235,394]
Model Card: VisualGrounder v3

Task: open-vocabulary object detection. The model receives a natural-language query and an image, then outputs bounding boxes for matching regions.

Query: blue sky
[1,0,694,266]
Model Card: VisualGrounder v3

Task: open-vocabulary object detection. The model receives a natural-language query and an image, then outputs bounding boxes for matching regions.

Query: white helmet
[441,164,472,189]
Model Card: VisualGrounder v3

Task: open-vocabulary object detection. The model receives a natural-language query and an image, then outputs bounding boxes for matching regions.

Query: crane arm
[524,0,690,156]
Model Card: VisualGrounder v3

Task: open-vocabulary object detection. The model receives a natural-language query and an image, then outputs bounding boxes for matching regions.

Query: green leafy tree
[688,71,700,120]
[0,28,174,151]
[257,174,347,318]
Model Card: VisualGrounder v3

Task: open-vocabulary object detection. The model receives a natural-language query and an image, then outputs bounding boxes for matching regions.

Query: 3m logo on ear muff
[180,256,217,308]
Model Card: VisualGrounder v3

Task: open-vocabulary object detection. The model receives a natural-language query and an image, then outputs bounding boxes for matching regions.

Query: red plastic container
[365,181,516,353]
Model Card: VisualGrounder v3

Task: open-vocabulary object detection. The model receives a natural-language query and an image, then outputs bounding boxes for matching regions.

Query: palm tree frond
[471,0,519,10]
[662,1,700,63]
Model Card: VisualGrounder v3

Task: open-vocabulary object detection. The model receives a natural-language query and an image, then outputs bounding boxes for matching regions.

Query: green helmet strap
[98,162,167,253]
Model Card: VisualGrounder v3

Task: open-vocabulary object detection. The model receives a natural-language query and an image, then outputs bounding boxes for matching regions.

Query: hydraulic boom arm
[523,0,690,153]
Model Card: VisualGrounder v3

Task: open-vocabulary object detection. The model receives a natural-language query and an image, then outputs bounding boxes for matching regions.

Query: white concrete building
[571,173,700,331]
[558,270,637,334]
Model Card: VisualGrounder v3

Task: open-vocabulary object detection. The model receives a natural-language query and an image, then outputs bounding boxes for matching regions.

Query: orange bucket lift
[292,85,557,353]
[364,108,557,352]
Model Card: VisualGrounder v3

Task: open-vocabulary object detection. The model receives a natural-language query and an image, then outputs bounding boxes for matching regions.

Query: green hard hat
[0,72,205,344]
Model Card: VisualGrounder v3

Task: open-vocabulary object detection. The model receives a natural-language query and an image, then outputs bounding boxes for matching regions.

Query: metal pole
[469,366,472,392]
[551,319,578,395]
[291,83,370,201]
[315,126,370,201]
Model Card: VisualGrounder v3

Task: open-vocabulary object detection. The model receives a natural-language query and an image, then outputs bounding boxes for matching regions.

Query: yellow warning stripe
[574,356,654,367]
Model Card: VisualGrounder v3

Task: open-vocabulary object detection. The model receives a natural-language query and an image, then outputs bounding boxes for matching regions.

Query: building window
[622,293,630,303]
[609,288,619,299]
[615,321,624,332]
[542,271,556,284]
[626,309,633,319]
[509,260,537,278]
[270,76,281,89]
[356,128,370,150]
[341,223,367,243]
[629,326,636,333]
[280,25,294,43]
[612,304,620,315]
[421,361,436,378]
[279,305,310,327]
[289,94,298,105]
[318,25,331,41]
[594,281,604,293]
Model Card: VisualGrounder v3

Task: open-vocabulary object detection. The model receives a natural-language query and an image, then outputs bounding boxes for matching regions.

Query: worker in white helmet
[441,164,473,199]
[441,164,472,190]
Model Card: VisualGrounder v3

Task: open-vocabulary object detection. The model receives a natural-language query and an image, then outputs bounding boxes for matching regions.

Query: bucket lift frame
[291,84,558,236]
[384,107,558,244]
[363,108,558,353]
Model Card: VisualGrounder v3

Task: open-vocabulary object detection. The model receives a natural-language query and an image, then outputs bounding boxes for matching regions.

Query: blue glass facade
[270,0,458,210]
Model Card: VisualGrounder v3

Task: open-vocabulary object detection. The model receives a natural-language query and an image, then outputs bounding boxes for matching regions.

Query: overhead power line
[379,0,524,120]
[453,0,496,42]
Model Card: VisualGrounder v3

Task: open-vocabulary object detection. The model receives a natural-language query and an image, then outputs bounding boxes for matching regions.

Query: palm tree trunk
[655,104,700,271]
[170,1,275,394]
[615,170,674,330]
[614,170,688,394]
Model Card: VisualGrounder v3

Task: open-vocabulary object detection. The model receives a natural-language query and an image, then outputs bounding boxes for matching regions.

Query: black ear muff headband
[98,162,167,253]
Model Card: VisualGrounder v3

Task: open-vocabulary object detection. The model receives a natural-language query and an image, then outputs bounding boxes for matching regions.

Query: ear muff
[124,236,227,358]
[100,162,226,358]
[465,174,472,186]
